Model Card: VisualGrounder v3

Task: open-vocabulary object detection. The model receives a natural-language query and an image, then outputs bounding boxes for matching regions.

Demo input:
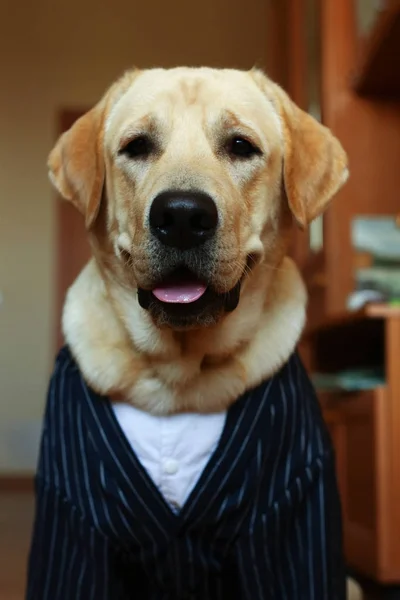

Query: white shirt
[112,403,227,512]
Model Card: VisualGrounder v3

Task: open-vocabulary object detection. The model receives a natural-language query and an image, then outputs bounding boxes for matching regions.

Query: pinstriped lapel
[179,378,276,527]
[74,347,282,536]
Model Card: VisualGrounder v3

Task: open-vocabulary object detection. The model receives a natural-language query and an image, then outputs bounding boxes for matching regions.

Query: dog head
[49,67,348,330]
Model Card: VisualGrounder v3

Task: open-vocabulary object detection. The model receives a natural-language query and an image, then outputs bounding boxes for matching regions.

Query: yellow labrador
[49,67,347,415]
[26,67,351,600]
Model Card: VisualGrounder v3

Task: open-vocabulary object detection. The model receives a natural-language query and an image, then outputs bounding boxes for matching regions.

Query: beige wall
[0,0,267,471]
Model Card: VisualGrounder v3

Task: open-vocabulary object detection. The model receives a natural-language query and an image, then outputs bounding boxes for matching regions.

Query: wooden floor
[0,493,34,600]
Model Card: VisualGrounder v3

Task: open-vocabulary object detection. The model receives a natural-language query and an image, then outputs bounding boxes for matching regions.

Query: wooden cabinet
[321,388,392,580]
[303,306,400,583]
[267,0,400,587]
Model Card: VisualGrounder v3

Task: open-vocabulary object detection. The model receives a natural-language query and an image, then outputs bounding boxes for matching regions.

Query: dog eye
[228,137,261,159]
[120,136,153,159]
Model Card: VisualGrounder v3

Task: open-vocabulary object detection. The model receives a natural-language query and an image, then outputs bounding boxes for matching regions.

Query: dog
[27,67,349,599]
[49,66,347,414]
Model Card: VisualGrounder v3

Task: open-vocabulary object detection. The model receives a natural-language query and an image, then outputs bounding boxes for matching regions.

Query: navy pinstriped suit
[26,347,346,599]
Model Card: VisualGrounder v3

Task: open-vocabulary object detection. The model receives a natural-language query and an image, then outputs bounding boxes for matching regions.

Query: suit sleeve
[25,356,113,600]
[276,454,347,600]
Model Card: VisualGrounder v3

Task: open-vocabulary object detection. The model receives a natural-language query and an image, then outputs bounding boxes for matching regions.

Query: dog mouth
[137,266,241,325]
[152,269,208,304]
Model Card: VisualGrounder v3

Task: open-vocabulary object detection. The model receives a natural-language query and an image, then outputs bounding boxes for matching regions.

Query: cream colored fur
[49,67,348,415]
[63,255,306,414]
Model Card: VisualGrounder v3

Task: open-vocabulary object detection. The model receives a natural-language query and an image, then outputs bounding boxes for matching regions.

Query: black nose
[149,191,218,250]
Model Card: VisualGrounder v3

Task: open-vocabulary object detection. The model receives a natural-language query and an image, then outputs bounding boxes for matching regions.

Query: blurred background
[1,0,400,598]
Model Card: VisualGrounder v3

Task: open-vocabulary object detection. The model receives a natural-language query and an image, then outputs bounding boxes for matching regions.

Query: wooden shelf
[305,303,400,337]
[319,387,392,580]
[318,387,387,409]
[365,302,400,318]
[353,0,400,97]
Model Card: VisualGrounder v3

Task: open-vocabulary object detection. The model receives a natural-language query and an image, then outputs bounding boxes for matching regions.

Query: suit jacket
[26,347,346,599]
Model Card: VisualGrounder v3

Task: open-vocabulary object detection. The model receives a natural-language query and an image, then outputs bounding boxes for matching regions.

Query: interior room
[1,0,400,598]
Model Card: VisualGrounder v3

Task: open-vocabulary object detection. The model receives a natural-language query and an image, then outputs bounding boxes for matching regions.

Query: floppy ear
[276,86,349,228]
[252,71,349,228]
[48,102,106,229]
[48,69,137,229]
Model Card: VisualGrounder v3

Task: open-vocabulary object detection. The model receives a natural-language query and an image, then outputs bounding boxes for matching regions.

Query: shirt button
[163,458,179,475]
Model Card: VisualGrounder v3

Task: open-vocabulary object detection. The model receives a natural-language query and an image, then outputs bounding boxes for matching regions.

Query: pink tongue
[153,282,207,304]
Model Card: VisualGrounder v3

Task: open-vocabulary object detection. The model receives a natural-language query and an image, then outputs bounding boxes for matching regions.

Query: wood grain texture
[354,0,400,97]
[320,0,400,314]
[315,310,400,583]
[384,316,400,580]
[321,389,388,579]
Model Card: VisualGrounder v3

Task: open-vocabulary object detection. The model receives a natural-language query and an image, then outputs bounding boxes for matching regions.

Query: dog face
[49,67,348,330]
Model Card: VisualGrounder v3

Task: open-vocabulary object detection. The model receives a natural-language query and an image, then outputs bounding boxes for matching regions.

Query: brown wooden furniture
[353,0,400,97]
[266,1,400,586]
[302,305,400,583]
[266,0,400,325]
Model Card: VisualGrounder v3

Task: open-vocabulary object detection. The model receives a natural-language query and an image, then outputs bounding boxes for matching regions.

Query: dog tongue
[153,282,207,304]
